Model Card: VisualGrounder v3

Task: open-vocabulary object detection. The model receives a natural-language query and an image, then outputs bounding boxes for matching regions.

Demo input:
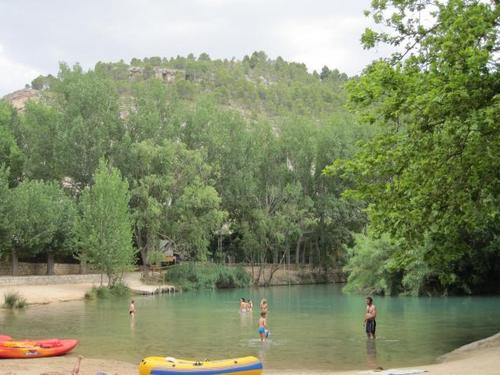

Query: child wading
[258,312,269,342]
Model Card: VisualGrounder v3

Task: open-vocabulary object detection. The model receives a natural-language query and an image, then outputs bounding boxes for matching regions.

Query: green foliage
[109,282,131,297]
[0,101,24,186]
[3,52,374,284]
[3,292,27,309]
[74,159,135,286]
[343,233,403,296]
[6,179,76,271]
[331,0,500,294]
[85,286,110,299]
[165,262,251,291]
[147,250,164,267]
[0,167,12,252]
[51,64,125,187]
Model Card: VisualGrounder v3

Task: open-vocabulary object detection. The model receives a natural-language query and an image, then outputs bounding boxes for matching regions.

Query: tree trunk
[47,253,55,275]
[79,260,87,274]
[309,241,314,266]
[140,247,148,266]
[11,248,18,276]
[266,251,287,285]
[315,240,321,269]
[295,236,302,265]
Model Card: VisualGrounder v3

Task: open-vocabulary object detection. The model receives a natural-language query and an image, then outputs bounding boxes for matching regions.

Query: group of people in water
[239,296,376,342]
[240,298,270,342]
[130,295,375,342]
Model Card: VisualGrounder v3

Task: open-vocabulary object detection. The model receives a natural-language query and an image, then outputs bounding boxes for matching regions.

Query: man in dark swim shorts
[364,296,377,339]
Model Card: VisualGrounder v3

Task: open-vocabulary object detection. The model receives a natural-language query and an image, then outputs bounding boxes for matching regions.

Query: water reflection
[366,339,378,369]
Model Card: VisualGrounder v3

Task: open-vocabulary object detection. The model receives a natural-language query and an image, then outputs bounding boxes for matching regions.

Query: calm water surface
[1,285,500,370]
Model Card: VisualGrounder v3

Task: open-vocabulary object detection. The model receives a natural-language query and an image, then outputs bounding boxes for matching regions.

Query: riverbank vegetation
[3,292,27,309]
[84,283,130,300]
[165,263,250,291]
[0,0,497,296]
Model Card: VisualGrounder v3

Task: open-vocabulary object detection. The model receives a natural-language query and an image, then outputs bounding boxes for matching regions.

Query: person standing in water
[260,298,268,314]
[258,312,269,342]
[364,296,377,339]
[240,298,247,312]
[129,300,136,318]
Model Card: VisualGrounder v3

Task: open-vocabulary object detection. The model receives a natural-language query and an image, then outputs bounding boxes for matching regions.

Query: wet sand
[0,332,499,375]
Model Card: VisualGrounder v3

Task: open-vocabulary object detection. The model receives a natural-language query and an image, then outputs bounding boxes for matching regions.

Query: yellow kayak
[139,355,263,375]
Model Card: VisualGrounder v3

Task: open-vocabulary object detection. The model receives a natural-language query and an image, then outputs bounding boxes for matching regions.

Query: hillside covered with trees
[0,0,498,296]
[1,52,371,286]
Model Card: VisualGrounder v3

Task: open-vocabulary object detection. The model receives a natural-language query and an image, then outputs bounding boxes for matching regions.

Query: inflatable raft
[0,337,78,359]
[139,355,263,375]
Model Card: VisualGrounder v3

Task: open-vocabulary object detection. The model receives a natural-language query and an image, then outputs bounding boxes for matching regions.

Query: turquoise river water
[1,284,500,371]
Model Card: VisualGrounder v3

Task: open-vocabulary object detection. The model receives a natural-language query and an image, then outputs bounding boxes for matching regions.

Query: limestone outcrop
[2,88,40,112]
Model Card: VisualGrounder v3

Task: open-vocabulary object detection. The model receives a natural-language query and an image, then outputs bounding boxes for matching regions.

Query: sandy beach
[0,332,499,375]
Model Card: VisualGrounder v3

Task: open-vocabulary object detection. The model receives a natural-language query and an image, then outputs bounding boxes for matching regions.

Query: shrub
[3,292,27,309]
[343,233,403,296]
[165,262,251,291]
[110,282,130,297]
[85,283,130,299]
[84,290,95,300]
[85,286,111,300]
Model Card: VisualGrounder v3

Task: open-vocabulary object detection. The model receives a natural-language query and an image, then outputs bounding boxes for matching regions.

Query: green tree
[75,159,135,286]
[7,180,75,275]
[125,140,225,263]
[0,101,24,186]
[20,102,62,181]
[329,0,500,294]
[0,167,12,255]
[52,64,124,187]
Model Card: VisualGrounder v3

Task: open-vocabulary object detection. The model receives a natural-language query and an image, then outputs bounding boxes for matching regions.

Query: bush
[343,233,403,296]
[165,263,250,291]
[85,286,111,300]
[85,283,130,300]
[3,292,27,309]
[110,282,130,297]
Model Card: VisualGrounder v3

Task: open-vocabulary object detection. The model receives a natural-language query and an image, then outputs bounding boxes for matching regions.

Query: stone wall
[240,265,346,286]
[0,262,97,276]
[0,273,103,286]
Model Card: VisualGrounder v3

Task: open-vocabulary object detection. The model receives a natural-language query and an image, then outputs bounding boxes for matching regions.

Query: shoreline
[0,332,499,375]
[0,272,177,306]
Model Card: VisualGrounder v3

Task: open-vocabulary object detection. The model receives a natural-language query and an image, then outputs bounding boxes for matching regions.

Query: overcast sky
[0,0,390,96]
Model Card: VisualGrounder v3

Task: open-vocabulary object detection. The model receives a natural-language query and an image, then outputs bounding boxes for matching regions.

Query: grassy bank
[165,263,250,291]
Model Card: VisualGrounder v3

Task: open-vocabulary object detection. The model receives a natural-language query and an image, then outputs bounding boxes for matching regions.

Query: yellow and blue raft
[139,355,263,375]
